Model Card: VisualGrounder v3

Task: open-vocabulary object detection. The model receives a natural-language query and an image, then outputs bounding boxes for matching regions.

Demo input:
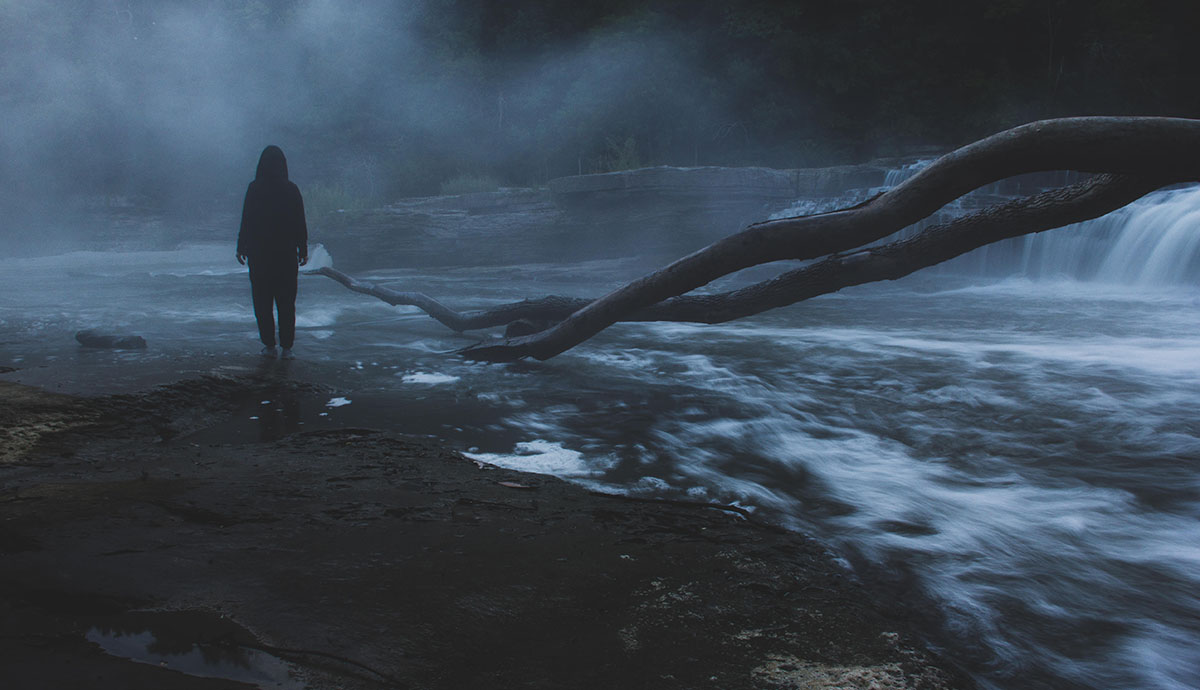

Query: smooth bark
[313,117,1200,361]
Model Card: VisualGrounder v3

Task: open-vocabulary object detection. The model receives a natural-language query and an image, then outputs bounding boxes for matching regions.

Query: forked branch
[313,117,1200,361]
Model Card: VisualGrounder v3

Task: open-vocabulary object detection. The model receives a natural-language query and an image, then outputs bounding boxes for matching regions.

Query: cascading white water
[883,158,933,188]
[2,167,1198,690]
[1013,186,1200,284]
[775,159,1200,285]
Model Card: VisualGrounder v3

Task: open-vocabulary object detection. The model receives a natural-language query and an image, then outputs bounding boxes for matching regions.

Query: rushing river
[2,185,1199,690]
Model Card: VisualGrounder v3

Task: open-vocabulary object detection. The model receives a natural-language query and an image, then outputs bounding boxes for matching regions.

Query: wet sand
[0,371,972,689]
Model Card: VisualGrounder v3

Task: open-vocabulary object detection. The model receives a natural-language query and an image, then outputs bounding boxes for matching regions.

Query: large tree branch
[459,117,1200,360]
[313,117,1200,361]
[620,173,1163,325]
[457,174,1164,359]
[317,174,1167,350]
[313,267,588,332]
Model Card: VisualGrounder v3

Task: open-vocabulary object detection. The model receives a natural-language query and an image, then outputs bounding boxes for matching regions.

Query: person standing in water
[236,145,308,360]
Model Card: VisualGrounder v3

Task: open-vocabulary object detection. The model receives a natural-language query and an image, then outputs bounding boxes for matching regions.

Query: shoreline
[1,372,972,689]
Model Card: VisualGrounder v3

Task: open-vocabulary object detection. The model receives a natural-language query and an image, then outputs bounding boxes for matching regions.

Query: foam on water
[399,371,461,385]
[3,174,1200,689]
[590,294,1200,689]
[462,439,614,478]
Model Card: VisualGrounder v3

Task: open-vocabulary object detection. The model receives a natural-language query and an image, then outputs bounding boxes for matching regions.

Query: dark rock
[547,164,889,211]
[322,161,1089,272]
[0,378,974,690]
[322,165,897,270]
[75,329,148,350]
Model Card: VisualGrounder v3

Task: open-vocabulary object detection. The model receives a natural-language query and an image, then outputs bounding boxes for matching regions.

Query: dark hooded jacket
[237,146,308,263]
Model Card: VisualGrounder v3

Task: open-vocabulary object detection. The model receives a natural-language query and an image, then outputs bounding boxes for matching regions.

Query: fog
[4,6,1200,690]
[0,0,730,253]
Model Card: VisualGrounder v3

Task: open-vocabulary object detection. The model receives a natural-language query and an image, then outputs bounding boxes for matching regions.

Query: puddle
[84,610,302,689]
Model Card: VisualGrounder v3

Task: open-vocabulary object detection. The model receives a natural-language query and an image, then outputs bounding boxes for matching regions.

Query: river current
[2,184,1198,690]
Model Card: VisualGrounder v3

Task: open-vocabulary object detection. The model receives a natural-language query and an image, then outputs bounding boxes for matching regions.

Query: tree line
[2,0,1196,206]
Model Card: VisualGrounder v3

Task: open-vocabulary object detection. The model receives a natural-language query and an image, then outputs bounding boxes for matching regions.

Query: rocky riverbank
[0,373,973,689]
[319,163,899,271]
[314,161,1092,273]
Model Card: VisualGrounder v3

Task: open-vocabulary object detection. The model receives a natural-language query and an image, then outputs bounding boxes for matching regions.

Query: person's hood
[255,145,289,182]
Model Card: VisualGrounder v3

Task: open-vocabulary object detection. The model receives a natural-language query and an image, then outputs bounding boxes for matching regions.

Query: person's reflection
[249,359,303,441]
[255,383,302,441]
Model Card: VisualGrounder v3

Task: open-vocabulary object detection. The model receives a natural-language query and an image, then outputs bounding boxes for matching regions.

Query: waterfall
[774,160,1200,285]
[883,158,933,188]
[1038,186,1200,284]
[941,184,1200,284]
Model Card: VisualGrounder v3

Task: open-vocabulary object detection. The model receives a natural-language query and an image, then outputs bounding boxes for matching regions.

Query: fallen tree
[315,117,1200,361]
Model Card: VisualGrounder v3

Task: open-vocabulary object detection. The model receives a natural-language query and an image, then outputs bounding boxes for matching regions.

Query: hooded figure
[236,145,308,358]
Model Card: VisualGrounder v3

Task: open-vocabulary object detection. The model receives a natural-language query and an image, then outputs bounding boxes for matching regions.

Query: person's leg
[276,265,299,350]
[248,262,277,348]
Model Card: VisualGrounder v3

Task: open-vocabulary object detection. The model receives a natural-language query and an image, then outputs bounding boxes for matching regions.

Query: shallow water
[2,205,1199,689]
[84,610,299,688]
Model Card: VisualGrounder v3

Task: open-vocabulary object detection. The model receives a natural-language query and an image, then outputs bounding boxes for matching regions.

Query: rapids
[1,179,1198,690]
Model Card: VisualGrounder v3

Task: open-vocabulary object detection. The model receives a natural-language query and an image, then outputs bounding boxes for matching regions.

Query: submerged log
[315,117,1200,361]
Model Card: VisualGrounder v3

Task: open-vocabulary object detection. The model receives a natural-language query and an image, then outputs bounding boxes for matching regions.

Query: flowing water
[2,183,1199,690]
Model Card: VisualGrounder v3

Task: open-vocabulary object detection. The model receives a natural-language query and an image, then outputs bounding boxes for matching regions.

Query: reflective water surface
[3,188,1200,690]
[85,610,299,688]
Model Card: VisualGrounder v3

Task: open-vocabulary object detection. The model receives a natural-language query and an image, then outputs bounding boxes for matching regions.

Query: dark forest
[3,0,1198,209]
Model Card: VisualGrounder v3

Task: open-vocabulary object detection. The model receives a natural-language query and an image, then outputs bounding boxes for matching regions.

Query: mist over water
[3,177,1200,689]
[0,0,724,248]
[3,4,1199,689]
